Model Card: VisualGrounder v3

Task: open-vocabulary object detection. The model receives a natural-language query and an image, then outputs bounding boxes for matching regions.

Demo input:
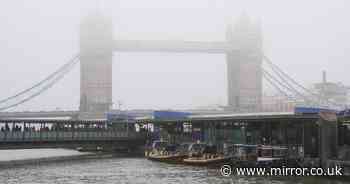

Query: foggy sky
[0,0,349,111]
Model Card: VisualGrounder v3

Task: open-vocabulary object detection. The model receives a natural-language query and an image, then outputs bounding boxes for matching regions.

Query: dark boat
[256,145,288,167]
[145,141,189,164]
[230,144,259,167]
[231,144,290,168]
[183,143,231,166]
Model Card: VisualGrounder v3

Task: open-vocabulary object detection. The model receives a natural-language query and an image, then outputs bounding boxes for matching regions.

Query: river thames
[0,156,348,184]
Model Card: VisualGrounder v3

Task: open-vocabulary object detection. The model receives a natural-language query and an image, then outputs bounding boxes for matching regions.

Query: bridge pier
[226,15,263,112]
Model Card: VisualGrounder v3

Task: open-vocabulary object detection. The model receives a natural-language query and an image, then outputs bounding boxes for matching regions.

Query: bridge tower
[226,15,263,112]
[80,14,113,112]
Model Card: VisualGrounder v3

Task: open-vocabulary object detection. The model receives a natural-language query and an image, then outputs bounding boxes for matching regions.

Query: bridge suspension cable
[262,55,342,109]
[0,54,80,111]
[262,69,297,101]
[263,56,319,97]
[263,61,308,100]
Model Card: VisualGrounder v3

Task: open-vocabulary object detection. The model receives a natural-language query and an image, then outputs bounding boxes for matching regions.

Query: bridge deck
[114,40,237,53]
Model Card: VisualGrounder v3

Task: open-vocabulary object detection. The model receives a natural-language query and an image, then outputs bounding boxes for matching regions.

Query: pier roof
[136,112,320,124]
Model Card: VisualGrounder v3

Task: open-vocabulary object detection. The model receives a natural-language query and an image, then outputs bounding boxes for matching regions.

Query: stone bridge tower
[80,14,113,112]
[226,15,263,112]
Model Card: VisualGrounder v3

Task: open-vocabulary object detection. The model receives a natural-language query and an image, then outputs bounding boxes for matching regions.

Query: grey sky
[0,0,349,111]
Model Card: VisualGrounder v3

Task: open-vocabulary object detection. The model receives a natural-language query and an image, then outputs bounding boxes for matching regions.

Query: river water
[0,156,348,184]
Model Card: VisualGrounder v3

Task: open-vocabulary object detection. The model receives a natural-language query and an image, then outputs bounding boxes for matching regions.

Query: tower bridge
[79,13,262,113]
[0,11,347,161]
[0,13,341,118]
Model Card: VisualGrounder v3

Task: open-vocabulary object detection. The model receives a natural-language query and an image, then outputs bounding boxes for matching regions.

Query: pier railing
[0,119,147,143]
[0,130,141,142]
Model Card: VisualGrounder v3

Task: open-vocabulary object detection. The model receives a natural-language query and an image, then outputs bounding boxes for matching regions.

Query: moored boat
[231,144,291,168]
[256,145,288,167]
[145,141,189,164]
[230,144,259,167]
[183,143,231,166]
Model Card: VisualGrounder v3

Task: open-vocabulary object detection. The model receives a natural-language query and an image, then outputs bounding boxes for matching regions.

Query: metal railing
[0,130,142,142]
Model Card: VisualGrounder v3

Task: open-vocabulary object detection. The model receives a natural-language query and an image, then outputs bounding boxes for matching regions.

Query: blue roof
[294,107,338,114]
[153,110,191,120]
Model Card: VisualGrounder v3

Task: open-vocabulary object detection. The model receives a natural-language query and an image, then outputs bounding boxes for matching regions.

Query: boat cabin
[188,143,206,157]
[257,145,288,159]
[152,140,168,150]
[232,144,258,161]
[176,143,190,154]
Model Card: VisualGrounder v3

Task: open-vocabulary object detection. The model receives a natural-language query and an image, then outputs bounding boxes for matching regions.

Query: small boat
[231,144,290,168]
[231,144,259,167]
[145,141,189,164]
[256,145,288,167]
[183,143,231,166]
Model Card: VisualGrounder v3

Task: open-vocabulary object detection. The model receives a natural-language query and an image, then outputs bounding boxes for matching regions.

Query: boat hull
[147,154,188,164]
[183,157,231,167]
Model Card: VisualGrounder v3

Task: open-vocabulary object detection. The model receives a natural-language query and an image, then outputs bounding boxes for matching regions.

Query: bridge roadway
[0,119,146,150]
[114,40,240,53]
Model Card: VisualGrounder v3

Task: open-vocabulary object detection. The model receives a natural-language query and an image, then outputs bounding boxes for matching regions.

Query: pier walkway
[0,119,146,150]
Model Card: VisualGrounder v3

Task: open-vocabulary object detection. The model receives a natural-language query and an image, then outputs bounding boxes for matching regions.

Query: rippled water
[0,157,348,184]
